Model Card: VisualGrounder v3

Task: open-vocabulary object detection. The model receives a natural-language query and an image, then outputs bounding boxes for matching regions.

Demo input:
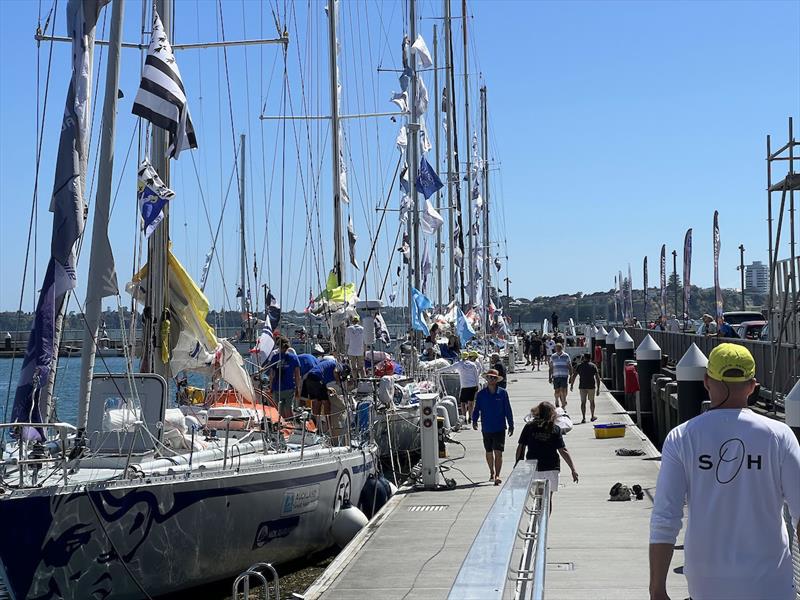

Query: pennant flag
[421,244,432,293]
[398,232,410,264]
[132,9,197,158]
[713,211,723,318]
[137,160,174,237]
[683,228,692,319]
[265,288,281,331]
[456,307,475,345]
[660,245,667,316]
[399,165,410,194]
[304,288,316,314]
[411,287,433,335]
[253,323,275,365]
[199,248,214,290]
[12,0,109,440]
[399,194,412,224]
[416,156,444,199]
[410,34,433,68]
[419,116,433,154]
[420,199,444,235]
[347,215,359,270]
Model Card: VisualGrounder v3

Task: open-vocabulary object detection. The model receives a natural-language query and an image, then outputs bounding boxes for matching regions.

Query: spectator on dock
[490,353,507,389]
[472,368,514,486]
[515,401,579,513]
[544,334,556,358]
[523,332,532,366]
[649,343,800,600]
[444,352,481,423]
[666,314,681,333]
[551,311,559,332]
[570,353,601,423]
[530,332,543,370]
[548,343,573,410]
[716,316,739,338]
[698,314,717,336]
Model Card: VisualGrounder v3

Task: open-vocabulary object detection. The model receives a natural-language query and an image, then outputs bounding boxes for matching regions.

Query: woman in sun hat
[649,343,800,600]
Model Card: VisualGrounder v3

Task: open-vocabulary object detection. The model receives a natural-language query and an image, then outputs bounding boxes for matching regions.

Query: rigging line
[2,0,59,428]
[278,27,289,305]
[86,8,108,206]
[108,124,138,216]
[240,0,259,304]
[380,220,406,299]
[257,49,281,290]
[358,155,402,296]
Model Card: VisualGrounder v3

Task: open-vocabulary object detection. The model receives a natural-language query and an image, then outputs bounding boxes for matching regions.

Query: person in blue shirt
[716,316,739,339]
[269,337,302,418]
[305,358,342,431]
[297,352,320,410]
[472,369,514,485]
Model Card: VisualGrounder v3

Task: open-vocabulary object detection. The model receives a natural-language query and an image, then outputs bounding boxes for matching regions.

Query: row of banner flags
[620,212,728,322]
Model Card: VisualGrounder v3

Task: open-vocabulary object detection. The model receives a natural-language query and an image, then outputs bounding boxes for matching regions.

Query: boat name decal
[252,516,300,549]
[281,484,320,516]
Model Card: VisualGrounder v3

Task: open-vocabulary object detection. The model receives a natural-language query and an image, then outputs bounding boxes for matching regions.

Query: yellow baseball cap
[706,343,756,382]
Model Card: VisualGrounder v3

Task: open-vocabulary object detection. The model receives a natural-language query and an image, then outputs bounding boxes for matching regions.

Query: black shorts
[459,386,478,404]
[304,375,330,403]
[482,430,505,452]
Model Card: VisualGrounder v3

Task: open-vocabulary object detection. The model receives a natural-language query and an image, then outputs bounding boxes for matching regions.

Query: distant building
[745,261,769,294]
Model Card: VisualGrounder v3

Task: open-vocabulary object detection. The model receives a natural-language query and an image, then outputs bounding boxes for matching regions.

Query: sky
[0,0,798,315]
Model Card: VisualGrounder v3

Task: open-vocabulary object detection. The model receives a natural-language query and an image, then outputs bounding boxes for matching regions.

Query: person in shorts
[515,401,578,513]
[570,353,601,423]
[548,343,573,409]
[446,351,480,424]
[268,337,302,418]
[305,357,342,432]
[530,332,543,370]
[472,369,514,485]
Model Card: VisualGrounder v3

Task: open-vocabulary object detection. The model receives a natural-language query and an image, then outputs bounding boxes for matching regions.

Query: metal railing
[448,461,548,600]
[232,562,280,600]
[624,328,799,397]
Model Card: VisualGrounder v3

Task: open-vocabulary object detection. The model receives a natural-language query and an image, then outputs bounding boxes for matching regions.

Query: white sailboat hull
[0,446,374,599]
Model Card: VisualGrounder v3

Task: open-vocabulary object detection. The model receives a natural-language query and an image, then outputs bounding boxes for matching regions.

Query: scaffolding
[765,117,799,401]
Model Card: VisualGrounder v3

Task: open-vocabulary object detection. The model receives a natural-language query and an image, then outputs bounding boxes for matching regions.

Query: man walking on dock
[548,343,573,410]
[649,343,800,600]
[570,353,601,423]
[472,369,514,486]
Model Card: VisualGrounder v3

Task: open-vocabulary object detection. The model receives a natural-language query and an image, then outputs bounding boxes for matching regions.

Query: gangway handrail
[510,478,550,600]
[448,460,541,599]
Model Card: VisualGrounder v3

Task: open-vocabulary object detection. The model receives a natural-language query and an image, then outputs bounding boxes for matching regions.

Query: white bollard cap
[596,325,608,338]
[786,378,800,428]
[636,334,662,361]
[606,328,619,345]
[676,343,708,382]
[615,330,634,350]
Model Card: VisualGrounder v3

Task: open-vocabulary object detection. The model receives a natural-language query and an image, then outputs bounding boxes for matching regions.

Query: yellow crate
[593,423,626,439]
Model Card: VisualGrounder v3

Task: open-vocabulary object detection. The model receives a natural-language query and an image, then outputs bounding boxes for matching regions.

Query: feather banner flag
[713,212,723,318]
[683,228,692,319]
[643,256,649,320]
[659,245,667,317]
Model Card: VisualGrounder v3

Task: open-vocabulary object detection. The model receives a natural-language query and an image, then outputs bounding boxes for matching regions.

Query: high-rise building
[744,261,769,294]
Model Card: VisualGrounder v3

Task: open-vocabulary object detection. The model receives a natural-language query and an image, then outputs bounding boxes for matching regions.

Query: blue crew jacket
[472,387,514,433]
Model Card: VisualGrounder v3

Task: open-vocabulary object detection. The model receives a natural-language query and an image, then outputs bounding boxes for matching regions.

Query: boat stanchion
[676,343,708,424]
[223,415,233,470]
[635,335,662,440]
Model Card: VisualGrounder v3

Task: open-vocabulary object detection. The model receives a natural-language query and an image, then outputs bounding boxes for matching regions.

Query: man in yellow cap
[649,343,800,600]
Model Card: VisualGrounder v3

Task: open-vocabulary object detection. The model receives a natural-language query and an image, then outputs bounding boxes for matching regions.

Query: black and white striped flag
[132,9,197,159]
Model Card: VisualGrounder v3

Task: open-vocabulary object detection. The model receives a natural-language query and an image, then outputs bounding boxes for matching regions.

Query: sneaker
[590,416,597,422]
[581,418,586,424]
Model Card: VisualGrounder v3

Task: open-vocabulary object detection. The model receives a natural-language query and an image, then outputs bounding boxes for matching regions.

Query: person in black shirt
[515,401,578,513]
[490,353,507,389]
[529,332,543,370]
[570,353,601,424]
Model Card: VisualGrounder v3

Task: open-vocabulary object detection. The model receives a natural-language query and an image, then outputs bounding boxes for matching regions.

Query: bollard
[676,343,708,424]
[654,376,672,446]
[636,335,662,441]
[605,328,619,389]
[614,330,635,398]
[665,381,678,435]
[594,326,607,377]
[784,378,799,441]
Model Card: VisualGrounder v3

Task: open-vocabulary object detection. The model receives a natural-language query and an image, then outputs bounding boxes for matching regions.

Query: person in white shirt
[544,335,556,358]
[649,343,800,600]
[665,314,681,333]
[443,351,481,423]
[344,316,366,378]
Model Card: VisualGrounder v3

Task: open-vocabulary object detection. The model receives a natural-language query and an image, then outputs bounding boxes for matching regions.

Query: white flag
[420,199,444,235]
[410,34,433,68]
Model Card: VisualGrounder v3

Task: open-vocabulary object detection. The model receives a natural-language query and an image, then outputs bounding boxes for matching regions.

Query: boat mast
[480,85,490,344]
[238,133,248,316]
[444,0,456,304]
[461,0,473,307]
[142,0,172,379]
[77,0,124,430]
[433,25,442,310]
[328,0,345,287]
[409,0,420,295]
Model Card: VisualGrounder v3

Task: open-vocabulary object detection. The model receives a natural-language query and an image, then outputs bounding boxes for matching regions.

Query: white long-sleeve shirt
[446,360,480,388]
[650,409,800,600]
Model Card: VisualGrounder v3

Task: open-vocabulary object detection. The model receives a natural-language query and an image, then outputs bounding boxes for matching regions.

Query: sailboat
[0,1,376,598]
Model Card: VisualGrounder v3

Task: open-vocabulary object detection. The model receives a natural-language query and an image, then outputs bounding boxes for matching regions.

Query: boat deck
[306,366,690,599]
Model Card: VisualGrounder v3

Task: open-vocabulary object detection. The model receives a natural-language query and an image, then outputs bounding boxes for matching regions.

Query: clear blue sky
[0,0,798,315]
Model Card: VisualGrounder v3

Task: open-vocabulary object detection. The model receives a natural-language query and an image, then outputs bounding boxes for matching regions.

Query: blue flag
[416,156,444,199]
[137,160,174,238]
[456,308,475,346]
[411,287,432,335]
[12,0,109,440]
